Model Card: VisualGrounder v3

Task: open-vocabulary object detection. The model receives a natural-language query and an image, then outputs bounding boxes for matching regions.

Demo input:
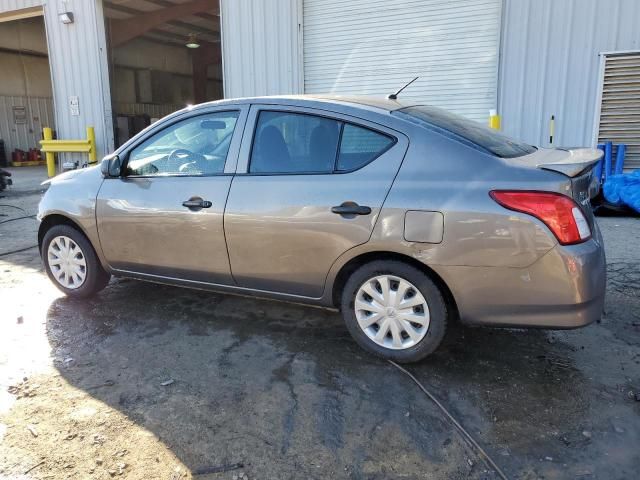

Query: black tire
[341,260,448,363]
[41,224,111,298]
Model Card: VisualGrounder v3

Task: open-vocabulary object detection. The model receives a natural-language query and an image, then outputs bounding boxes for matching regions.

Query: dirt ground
[1,166,639,480]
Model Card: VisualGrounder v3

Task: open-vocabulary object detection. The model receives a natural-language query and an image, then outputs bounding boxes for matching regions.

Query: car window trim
[119,172,236,180]
[119,109,242,179]
[333,123,345,172]
[243,108,398,176]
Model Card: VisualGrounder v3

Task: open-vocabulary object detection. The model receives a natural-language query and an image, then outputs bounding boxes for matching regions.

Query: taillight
[490,191,591,245]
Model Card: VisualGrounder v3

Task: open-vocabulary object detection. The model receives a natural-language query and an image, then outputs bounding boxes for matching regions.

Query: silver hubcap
[355,275,430,350]
[47,235,87,289]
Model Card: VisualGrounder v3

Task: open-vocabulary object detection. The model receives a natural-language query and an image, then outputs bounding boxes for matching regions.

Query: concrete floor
[0,167,639,479]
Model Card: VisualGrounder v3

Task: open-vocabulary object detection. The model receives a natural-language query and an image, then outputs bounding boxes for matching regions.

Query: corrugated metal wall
[3,0,637,161]
[0,0,113,164]
[0,95,54,153]
[43,0,113,163]
[303,0,502,122]
[499,0,640,148]
[220,0,303,98]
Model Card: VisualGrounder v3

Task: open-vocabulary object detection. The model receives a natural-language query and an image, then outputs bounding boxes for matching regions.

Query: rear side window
[395,105,536,158]
[249,110,395,174]
[337,124,394,171]
[250,111,340,173]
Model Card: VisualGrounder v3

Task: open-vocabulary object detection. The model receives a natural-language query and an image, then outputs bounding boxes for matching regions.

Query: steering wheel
[170,148,214,174]
[167,148,206,174]
[167,148,193,170]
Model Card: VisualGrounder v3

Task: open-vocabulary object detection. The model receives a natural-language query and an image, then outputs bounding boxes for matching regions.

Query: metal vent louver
[597,52,640,171]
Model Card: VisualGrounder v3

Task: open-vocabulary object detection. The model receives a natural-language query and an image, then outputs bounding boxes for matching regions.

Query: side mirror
[100,155,122,177]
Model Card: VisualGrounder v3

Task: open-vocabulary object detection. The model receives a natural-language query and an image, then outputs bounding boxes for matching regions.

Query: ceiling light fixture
[186,34,200,49]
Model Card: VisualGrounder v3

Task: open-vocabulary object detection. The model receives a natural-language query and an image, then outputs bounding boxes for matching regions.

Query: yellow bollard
[86,126,96,164]
[43,127,56,177]
[489,109,501,130]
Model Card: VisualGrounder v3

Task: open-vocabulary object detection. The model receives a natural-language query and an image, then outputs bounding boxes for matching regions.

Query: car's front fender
[37,166,108,268]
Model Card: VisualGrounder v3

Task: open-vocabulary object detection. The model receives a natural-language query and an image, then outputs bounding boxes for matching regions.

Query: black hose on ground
[0,214,37,225]
[0,245,38,257]
[0,204,27,213]
[388,360,511,480]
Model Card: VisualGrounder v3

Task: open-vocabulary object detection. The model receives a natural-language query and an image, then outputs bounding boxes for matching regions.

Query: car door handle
[331,202,372,216]
[182,198,212,209]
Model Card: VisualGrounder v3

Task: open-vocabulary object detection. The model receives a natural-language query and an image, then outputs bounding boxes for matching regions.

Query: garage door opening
[105,0,222,147]
[0,12,53,171]
[302,0,502,123]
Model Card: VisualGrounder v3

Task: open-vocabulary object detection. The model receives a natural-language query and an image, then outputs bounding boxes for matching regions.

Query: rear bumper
[435,224,606,329]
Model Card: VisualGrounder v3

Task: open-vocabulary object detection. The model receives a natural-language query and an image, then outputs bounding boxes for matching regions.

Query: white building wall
[0,0,114,163]
[0,47,54,154]
[5,0,638,161]
[303,0,502,122]
[43,0,113,162]
[0,95,54,153]
[220,0,302,98]
[499,0,640,148]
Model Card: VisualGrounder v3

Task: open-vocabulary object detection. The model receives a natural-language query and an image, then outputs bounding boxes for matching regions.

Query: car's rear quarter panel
[328,119,604,327]
[369,123,568,268]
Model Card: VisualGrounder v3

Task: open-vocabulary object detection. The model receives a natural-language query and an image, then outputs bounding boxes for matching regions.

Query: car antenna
[387,76,419,100]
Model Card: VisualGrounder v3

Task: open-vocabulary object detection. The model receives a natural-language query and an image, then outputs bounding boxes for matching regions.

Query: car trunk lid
[532,147,602,177]
[509,147,603,228]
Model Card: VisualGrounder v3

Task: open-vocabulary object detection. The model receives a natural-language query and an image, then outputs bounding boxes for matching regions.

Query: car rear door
[96,106,247,284]
[224,104,408,297]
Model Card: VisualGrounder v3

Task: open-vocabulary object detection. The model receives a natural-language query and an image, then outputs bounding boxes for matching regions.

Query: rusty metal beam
[104,1,219,38]
[0,5,43,23]
[144,0,219,22]
[192,41,221,103]
[109,0,216,47]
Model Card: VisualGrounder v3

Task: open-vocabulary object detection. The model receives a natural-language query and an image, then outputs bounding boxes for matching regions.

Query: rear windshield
[394,105,536,158]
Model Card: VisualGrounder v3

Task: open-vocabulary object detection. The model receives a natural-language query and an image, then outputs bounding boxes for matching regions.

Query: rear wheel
[341,260,447,363]
[42,224,110,298]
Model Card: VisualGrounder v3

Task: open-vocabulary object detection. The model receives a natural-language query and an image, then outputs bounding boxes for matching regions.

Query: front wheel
[341,261,448,363]
[42,224,111,298]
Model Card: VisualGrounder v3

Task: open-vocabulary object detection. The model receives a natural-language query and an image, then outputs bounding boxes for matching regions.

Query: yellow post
[86,126,97,164]
[43,127,56,177]
[489,109,501,130]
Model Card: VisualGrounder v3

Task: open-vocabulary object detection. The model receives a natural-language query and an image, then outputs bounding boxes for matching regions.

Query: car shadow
[42,278,595,479]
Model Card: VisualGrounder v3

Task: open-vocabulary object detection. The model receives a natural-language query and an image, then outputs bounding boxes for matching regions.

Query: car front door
[224,105,409,297]
[96,107,247,284]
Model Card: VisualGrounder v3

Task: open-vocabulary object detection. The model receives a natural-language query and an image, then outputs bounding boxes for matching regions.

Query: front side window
[127,111,239,176]
[249,111,395,174]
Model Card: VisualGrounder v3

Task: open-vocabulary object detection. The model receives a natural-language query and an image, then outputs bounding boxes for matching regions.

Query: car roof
[115,95,417,156]
[194,94,417,114]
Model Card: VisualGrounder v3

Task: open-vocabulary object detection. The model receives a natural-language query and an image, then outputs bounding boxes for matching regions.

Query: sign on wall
[69,96,80,116]
[12,106,27,125]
